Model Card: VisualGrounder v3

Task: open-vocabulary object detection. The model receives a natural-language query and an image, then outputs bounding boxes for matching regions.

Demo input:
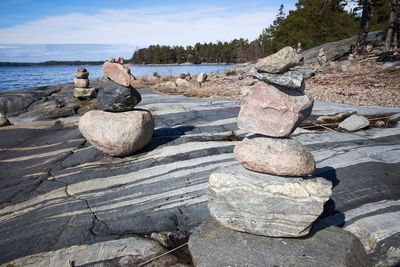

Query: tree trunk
[385,0,400,50]
[356,0,374,54]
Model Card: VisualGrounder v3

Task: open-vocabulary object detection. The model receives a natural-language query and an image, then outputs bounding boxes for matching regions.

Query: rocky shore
[0,51,400,266]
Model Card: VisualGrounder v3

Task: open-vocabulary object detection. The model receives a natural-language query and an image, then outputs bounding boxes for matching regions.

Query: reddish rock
[237,82,313,137]
[234,136,315,176]
[103,61,132,87]
[73,78,89,88]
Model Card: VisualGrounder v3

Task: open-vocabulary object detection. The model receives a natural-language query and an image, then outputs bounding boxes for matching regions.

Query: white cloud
[0,4,279,45]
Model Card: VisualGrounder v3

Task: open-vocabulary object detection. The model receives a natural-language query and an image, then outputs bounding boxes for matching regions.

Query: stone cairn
[78,57,154,157]
[189,46,334,263]
[73,68,96,99]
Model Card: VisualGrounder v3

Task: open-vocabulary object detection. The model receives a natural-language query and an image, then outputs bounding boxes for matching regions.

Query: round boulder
[234,136,315,176]
[79,110,154,157]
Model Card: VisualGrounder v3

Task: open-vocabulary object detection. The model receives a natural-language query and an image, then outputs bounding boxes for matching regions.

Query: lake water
[0,64,237,92]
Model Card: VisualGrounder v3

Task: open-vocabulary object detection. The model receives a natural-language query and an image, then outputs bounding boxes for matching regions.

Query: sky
[0,0,296,62]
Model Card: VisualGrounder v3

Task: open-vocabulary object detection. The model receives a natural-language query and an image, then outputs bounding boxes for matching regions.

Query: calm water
[0,64,237,92]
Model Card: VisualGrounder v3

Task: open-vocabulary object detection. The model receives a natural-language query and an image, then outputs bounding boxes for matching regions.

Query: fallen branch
[136,242,188,267]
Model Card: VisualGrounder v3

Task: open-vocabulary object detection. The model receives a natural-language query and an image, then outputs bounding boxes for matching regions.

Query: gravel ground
[151,60,400,108]
[306,60,400,108]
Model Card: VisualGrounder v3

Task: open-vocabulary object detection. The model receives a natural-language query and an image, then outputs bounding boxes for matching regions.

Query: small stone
[116,57,125,64]
[103,61,133,87]
[208,164,332,237]
[338,115,370,132]
[0,113,11,127]
[97,79,141,112]
[146,76,159,84]
[197,73,207,83]
[176,78,189,87]
[179,73,186,79]
[255,46,303,74]
[249,68,304,91]
[237,82,314,137]
[73,78,89,88]
[316,112,355,123]
[76,71,89,79]
[156,81,177,91]
[73,87,96,100]
[189,220,369,267]
[184,73,192,81]
[79,109,154,157]
[225,68,236,76]
[234,136,315,176]
[318,48,327,66]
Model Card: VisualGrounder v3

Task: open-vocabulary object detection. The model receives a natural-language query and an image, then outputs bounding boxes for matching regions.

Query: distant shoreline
[0,61,238,67]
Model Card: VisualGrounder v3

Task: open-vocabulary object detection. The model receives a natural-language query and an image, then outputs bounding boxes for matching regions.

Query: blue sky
[0,0,296,62]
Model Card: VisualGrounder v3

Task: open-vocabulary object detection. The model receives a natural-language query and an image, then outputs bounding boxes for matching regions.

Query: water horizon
[0,64,237,92]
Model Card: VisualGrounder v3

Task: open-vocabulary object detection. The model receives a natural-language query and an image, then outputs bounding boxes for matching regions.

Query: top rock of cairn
[255,46,303,74]
[103,57,133,87]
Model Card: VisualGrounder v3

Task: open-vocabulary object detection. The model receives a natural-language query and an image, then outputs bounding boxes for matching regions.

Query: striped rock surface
[0,88,399,266]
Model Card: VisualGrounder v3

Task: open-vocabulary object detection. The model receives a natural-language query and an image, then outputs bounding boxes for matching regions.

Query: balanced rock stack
[188,47,358,266]
[208,46,332,237]
[73,68,96,99]
[79,57,154,157]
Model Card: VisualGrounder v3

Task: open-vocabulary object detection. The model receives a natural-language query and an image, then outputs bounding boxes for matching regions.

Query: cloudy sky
[0,0,296,62]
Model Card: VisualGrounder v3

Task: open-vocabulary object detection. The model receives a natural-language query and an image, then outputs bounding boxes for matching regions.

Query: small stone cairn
[73,68,96,99]
[78,57,154,157]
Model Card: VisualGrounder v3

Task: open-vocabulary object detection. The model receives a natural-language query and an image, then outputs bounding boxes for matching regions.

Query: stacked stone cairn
[189,47,339,265]
[73,68,96,99]
[78,57,154,157]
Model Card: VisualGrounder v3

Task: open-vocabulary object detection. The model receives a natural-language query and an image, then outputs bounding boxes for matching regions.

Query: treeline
[0,61,104,67]
[130,39,263,64]
[130,0,397,64]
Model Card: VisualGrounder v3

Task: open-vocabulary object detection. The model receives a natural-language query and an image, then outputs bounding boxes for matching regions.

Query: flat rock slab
[208,164,332,237]
[249,67,304,91]
[189,220,370,267]
[0,88,400,265]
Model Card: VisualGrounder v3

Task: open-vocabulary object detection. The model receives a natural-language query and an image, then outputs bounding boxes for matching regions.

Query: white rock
[339,115,370,132]
[176,78,189,87]
[197,73,207,83]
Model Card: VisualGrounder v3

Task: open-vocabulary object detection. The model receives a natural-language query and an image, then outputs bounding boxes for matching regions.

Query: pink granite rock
[73,78,89,88]
[234,136,315,176]
[237,82,313,137]
[103,61,132,87]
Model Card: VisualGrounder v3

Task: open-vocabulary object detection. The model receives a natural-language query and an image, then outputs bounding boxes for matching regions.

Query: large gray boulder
[303,30,385,63]
[79,109,154,157]
[208,164,332,237]
[97,79,141,112]
[234,136,315,176]
[189,220,370,267]
[238,81,313,137]
[249,68,305,91]
[255,46,303,74]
